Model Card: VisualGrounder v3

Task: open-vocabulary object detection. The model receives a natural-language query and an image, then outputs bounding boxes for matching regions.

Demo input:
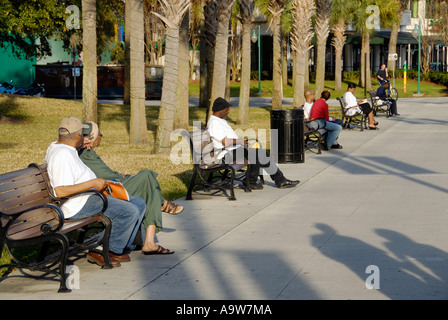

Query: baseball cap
[82,121,101,141]
[58,117,88,136]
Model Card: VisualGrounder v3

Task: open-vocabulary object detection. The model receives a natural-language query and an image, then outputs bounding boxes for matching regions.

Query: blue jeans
[314,119,342,148]
[68,194,146,254]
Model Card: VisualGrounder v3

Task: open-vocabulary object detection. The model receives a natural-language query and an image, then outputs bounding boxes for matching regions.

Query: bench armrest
[0,203,65,235]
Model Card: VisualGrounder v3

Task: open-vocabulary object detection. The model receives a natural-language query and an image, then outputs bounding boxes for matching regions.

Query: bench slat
[8,213,59,240]
[0,189,52,214]
[0,171,44,193]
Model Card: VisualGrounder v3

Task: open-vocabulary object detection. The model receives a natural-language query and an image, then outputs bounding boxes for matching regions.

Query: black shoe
[331,144,343,149]
[393,113,400,116]
[249,182,263,190]
[276,178,300,189]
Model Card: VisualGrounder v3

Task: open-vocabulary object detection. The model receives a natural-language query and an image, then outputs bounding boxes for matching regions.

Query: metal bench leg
[228,169,237,201]
[186,169,197,200]
[55,234,71,293]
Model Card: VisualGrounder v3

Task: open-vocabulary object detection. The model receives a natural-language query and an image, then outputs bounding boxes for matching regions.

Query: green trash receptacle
[270,108,304,164]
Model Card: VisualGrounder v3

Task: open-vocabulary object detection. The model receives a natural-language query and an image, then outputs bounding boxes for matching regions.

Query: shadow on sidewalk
[311,223,448,299]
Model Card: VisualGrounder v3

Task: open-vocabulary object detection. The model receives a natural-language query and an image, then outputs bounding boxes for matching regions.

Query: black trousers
[359,102,373,115]
[389,99,398,114]
[222,147,284,184]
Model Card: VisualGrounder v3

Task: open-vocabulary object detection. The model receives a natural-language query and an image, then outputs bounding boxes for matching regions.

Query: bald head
[304,89,315,103]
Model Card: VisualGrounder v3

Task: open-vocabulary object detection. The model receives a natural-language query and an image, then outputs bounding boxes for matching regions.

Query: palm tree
[189,0,203,80]
[255,0,286,110]
[200,0,215,111]
[330,0,352,91]
[208,0,235,118]
[235,0,255,125]
[387,0,410,72]
[290,0,315,107]
[124,1,131,105]
[314,0,332,99]
[349,0,397,90]
[153,0,190,153]
[128,0,148,145]
[81,0,97,123]
[174,11,190,129]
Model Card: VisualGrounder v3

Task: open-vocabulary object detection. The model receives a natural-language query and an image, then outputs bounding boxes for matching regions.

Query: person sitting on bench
[309,90,343,150]
[207,97,300,190]
[376,82,399,116]
[343,82,379,130]
[79,121,180,255]
[45,117,146,267]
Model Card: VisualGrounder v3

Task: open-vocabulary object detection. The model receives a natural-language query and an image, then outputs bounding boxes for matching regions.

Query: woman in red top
[309,91,343,150]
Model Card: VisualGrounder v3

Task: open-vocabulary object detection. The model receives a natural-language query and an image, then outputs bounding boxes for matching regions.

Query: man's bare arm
[54,178,108,198]
[221,137,248,147]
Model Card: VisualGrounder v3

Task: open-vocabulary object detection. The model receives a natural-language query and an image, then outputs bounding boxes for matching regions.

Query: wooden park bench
[304,119,325,154]
[368,90,392,117]
[337,97,367,131]
[0,163,113,293]
[184,130,263,201]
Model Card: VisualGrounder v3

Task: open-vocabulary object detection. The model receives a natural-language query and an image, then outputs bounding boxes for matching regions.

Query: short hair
[347,82,357,90]
[383,82,390,89]
[321,90,331,100]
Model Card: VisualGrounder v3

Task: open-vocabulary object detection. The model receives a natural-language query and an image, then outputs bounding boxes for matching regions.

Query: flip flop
[142,245,174,255]
[162,200,184,215]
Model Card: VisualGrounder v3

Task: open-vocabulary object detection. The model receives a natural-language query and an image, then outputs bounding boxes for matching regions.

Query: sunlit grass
[0,94,276,200]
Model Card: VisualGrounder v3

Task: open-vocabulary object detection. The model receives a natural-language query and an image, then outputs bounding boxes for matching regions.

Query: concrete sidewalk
[1,96,448,300]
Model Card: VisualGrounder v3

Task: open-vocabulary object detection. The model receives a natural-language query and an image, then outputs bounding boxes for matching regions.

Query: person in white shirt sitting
[207,97,300,190]
[45,117,146,267]
[343,82,379,130]
[303,89,315,120]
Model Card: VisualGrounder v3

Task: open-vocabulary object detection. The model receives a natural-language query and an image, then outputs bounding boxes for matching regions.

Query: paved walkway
[1,96,448,300]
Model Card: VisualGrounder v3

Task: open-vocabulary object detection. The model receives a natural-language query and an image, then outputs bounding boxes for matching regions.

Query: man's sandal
[162,200,184,215]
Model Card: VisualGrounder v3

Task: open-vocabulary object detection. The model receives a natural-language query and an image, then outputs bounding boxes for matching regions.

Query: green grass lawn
[0,94,274,201]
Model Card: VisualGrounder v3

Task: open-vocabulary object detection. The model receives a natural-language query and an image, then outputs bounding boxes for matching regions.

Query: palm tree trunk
[359,31,371,90]
[290,0,315,106]
[304,43,310,89]
[271,17,283,110]
[124,0,131,105]
[387,23,400,72]
[209,10,232,117]
[81,0,97,123]
[331,19,346,92]
[282,35,288,86]
[201,0,218,112]
[387,1,409,71]
[174,12,190,129]
[314,0,331,98]
[334,49,343,91]
[129,0,148,145]
[293,51,306,107]
[156,26,180,153]
[315,38,327,97]
[238,19,251,125]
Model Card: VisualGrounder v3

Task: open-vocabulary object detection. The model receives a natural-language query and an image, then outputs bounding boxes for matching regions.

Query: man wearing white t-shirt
[303,89,315,120]
[45,117,146,267]
[207,98,299,189]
